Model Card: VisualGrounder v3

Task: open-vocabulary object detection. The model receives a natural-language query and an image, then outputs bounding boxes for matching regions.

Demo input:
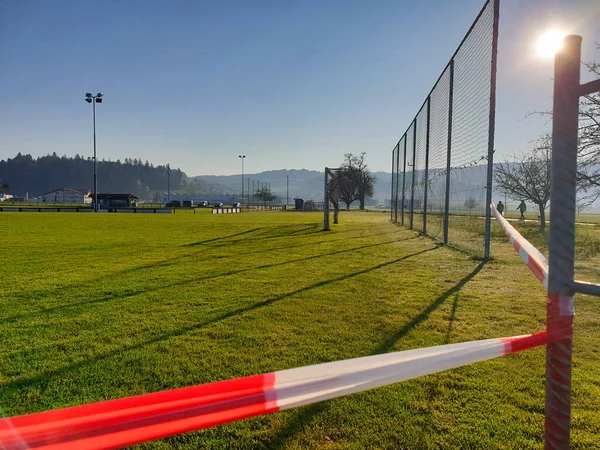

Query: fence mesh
[405,122,415,229]
[426,67,451,241]
[390,0,496,257]
[412,101,429,233]
[397,136,405,225]
[447,0,494,255]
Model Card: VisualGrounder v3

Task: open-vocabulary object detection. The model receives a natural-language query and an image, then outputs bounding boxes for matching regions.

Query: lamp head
[85,98,92,103]
[96,93,104,98]
[86,93,92,98]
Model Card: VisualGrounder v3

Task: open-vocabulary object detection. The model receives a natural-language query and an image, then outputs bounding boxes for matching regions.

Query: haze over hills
[3,153,597,208]
[0,154,391,203]
[192,170,392,203]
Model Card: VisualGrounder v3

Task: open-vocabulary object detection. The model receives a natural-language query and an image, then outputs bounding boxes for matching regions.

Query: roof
[95,193,139,200]
[44,187,91,196]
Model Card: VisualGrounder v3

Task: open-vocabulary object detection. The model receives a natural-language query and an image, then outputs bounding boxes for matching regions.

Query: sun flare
[537,29,566,57]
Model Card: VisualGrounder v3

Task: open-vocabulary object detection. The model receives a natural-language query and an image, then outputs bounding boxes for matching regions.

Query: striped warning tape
[0,331,550,450]
[491,203,549,287]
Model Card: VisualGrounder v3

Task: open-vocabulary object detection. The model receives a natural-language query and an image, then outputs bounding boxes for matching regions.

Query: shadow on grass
[2,246,439,394]
[267,402,331,449]
[373,260,486,355]
[2,234,418,324]
[184,227,263,246]
[262,258,485,447]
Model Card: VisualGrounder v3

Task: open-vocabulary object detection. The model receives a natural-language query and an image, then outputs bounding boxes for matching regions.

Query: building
[96,193,139,208]
[0,193,13,202]
[43,188,92,204]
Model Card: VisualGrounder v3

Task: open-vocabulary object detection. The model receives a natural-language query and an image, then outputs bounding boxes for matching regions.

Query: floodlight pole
[545,35,580,450]
[239,155,245,210]
[167,164,170,202]
[93,98,98,211]
[324,168,330,230]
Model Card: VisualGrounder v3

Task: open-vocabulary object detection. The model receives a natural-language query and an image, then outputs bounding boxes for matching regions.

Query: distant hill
[4,153,537,206]
[0,153,228,201]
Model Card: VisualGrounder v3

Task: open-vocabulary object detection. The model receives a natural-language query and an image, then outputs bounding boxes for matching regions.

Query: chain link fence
[391,0,498,258]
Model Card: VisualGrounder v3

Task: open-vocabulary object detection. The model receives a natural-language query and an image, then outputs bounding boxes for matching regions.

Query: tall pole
[286,174,289,209]
[391,148,395,221]
[423,98,431,235]
[410,121,417,230]
[167,164,170,203]
[323,168,330,230]
[401,137,407,225]
[247,177,250,210]
[544,34,581,450]
[239,155,245,210]
[484,0,499,260]
[444,60,454,244]
[93,98,97,211]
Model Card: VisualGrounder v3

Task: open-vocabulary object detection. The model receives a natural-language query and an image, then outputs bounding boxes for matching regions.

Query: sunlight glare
[537,29,566,57]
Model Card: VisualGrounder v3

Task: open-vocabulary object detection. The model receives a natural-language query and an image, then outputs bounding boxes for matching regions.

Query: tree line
[0,153,231,200]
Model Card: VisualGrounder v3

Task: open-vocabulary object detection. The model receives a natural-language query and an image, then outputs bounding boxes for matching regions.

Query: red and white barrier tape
[0,331,550,450]
[490,203,549,288]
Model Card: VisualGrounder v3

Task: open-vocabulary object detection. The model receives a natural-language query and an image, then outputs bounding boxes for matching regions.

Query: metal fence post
[391,149,395,221]
[444,60,454,245]
[395,143,400,223]
[544,35,581,450]
[423,98,431,235]
[484,0,499,260]
[401,137,407,225]
[410,121,417,230]
[323,168,330,231]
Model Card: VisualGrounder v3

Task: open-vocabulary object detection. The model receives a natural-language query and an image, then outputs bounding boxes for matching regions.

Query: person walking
[496,200,504,216]
[517,201,527,220]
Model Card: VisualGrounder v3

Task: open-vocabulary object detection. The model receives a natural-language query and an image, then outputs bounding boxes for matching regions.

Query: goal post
[323,167,342,231]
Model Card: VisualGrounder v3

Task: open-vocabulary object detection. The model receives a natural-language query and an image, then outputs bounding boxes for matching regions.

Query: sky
[1,0,599,176]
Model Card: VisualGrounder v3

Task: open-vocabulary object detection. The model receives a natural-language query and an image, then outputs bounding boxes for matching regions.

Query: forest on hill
[0,153,229,200]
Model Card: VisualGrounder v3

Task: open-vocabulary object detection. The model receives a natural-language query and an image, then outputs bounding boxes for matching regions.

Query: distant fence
[0,207,172,214]
[390,0,498,258]
[212,208,241,214]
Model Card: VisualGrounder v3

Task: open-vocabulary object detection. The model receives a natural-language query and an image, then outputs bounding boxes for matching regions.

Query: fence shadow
[2,246,439,394]
[373,260,486,355]
[2,236,419,325]
[262,259,485,447]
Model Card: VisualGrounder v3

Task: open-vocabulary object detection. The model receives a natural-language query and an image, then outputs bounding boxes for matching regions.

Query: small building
[96,193,139,208]
[43,188,92,204]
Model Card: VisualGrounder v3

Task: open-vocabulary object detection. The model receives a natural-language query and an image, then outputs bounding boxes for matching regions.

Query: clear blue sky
[1,0,599,176]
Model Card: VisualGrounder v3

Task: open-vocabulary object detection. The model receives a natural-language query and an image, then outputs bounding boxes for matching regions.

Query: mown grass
[0,211,599,449]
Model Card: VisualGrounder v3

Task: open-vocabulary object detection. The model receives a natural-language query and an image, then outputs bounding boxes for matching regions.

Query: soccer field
[1,211,599,449]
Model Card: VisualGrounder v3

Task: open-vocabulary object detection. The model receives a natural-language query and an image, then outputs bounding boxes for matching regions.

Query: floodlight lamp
[96,93,104,98]
[86,93,92,98]
[85,98,92,103]
[96,98,103,103]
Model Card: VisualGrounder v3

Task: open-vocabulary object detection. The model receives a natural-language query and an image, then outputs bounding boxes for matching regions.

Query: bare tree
[464,197,479,213]
[0,179,8,192]
[337,153,376,210]
[577,53,600,205]
[528,47,600,206]
[494,137,551,230]
[254,187,276,207]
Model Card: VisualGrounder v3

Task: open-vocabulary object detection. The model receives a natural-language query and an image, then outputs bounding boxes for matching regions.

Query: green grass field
[1,211,599,449]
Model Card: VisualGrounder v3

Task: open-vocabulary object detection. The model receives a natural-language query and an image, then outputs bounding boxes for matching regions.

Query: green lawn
[1,211,599,449]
